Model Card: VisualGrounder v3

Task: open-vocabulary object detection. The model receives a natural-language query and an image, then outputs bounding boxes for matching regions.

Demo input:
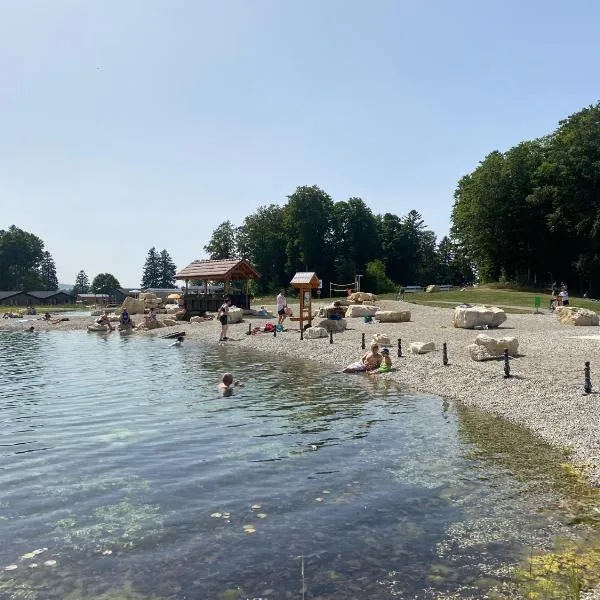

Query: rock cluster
[347,292,378,304]
[468,334,519,361]
[452,305,507,329]
[122,292,169,315]
[555,306,599,326]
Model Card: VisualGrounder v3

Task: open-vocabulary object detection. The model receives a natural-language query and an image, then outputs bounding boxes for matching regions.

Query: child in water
[169,335,184,347]
[217,372,244,396]
[371,348,393,373]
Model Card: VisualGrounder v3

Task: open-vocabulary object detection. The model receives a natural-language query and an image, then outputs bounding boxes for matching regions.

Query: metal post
[503,349,511,378]
[329,329,333,344]
[584,361,592,394]
[397,338,402,358]
[443,342,448,366]
[361,332,365,350]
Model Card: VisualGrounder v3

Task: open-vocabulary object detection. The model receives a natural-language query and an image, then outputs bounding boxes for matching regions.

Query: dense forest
[204,188,473,295]
[452,102,600,295]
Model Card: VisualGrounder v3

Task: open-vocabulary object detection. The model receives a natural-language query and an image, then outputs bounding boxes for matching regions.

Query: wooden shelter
[290,271,320,330]
[175,258,260,318]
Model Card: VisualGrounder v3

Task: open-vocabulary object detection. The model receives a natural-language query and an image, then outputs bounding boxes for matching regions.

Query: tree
[72,270,90,296]
[0,225,45,290]
[90,273,120,295]
[141,247,161,288]
[204,221,238,259]
[39,251,59,290]
[158,249,177,288]
[364,259,395,294]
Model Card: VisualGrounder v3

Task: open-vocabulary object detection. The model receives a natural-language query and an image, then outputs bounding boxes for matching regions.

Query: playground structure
[329,275,363,298]
[290,272,320,330]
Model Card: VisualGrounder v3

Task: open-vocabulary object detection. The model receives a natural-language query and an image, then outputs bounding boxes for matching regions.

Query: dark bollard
[443,342,448,366]
[397,338,402,358]
[273,325,276,337]
[584,361,592,394]
[361,332,365,350]
[248,323,252,335]
[300,327,304,341]
[330,329,333,344]
[503,348,511,378]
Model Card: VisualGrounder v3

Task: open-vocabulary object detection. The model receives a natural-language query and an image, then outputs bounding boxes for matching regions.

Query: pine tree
[72,270,90,296]
[159,249,177,288]
[39,251,59,290]
[141,247,161,288]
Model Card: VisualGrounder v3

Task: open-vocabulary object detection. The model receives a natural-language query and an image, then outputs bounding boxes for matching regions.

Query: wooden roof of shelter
[290,271,320,288]
[175,258,259,281]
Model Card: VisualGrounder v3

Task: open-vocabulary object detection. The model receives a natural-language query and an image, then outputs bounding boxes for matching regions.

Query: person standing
[218,297,232,341]
[276,288,287,326]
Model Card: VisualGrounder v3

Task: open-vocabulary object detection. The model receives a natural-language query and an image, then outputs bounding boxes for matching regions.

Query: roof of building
[77,293,110,298]
[0,291,22,300]
[290,272,320,287]
[175,258,259,281]
[27,290,74,299]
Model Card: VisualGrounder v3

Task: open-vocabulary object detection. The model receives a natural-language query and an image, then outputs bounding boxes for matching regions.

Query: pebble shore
[4,300,600,487]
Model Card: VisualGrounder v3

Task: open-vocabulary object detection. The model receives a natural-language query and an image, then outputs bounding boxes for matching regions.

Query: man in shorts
[276,288,287,326]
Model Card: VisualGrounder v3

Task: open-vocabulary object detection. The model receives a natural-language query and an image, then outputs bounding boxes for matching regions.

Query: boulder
[375,310,411,323]
[468,334,519,361]
[190,316,204,324]
[345,304,380,318]
[318,302,348,318]
[425,285,440,293]
[227,307,244,324]
[317,318,347,332]
[122,296,146,315]
[372,333,392,347]
[164,304,179,314]
[410,341,435,354]
[306,326,328,339]
[452,305,507,329]
[555,306,599,326]
[175,310,187,321]
[162,318,177,327]
[348,292,378,304]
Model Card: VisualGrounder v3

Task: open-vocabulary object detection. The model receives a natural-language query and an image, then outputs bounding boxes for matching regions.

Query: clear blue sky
[1,0,599,287]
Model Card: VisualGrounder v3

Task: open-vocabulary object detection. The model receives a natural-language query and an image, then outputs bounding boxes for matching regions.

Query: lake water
[0,330,597,599]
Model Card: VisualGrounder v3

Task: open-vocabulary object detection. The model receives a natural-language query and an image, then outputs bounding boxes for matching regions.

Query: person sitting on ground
[342,342,383,373]
[170,335,184,347]
[330,301,345,320]
[97,310,115,331]
[119,308,134,329]
[217,372,244,396]
[370,348,393,373]
[42,312,52,321]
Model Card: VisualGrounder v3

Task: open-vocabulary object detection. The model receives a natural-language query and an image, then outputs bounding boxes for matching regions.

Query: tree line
[451,101,600,295]
[204,186,473,295]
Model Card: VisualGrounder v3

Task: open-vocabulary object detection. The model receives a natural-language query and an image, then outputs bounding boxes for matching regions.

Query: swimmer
[342,342,383,373]
[26,326,35,333]
[169,335,184,347]
[217,372,244,396]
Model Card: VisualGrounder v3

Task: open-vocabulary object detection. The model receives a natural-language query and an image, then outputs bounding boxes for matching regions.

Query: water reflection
[0,332,599,600]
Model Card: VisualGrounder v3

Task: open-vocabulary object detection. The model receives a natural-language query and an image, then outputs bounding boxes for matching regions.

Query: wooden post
[361,332,365,349]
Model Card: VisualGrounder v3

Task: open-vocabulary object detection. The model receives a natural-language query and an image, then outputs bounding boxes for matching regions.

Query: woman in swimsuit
[342,343,383,373]
[218,297,232,341]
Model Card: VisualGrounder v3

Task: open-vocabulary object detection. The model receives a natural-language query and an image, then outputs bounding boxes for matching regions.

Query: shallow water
[0,330,597,599]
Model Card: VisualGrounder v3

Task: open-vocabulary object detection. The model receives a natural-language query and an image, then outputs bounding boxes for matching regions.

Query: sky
[2,0,600,287]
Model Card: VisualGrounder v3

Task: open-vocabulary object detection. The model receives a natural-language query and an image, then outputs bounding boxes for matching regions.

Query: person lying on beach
[217,372,244,396]
[342,343,383,373]
[169,335,184,347]
[97,311,115,331]
[51,317,70,324]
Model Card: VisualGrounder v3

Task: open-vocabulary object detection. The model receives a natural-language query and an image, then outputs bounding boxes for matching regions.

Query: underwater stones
[345,304,380,318]
[452,305,507,329]
[306,326,328,339]
[555,306,599,326]
[468,334,519,361]
[375,310,411,323]
[410,341,435,354]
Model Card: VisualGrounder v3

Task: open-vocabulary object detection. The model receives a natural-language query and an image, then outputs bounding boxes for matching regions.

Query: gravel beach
[5,300,600,487]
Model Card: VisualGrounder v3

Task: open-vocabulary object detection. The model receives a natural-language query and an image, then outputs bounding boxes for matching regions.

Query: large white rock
[227,307,244,324]
[306,326,328,339]
[371,333,392,347]
[452,305,507,329]
[317,317,347,332]
[162,318,177,327]
[425,284,439,293]
[190,316,204,324]
[555,306,599,326]
[375,310,411,323]
[122,297,146,315]
[345,304,380,318]
[348,292,378,304]
[468,334,519,361]
[410,341,435,354]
